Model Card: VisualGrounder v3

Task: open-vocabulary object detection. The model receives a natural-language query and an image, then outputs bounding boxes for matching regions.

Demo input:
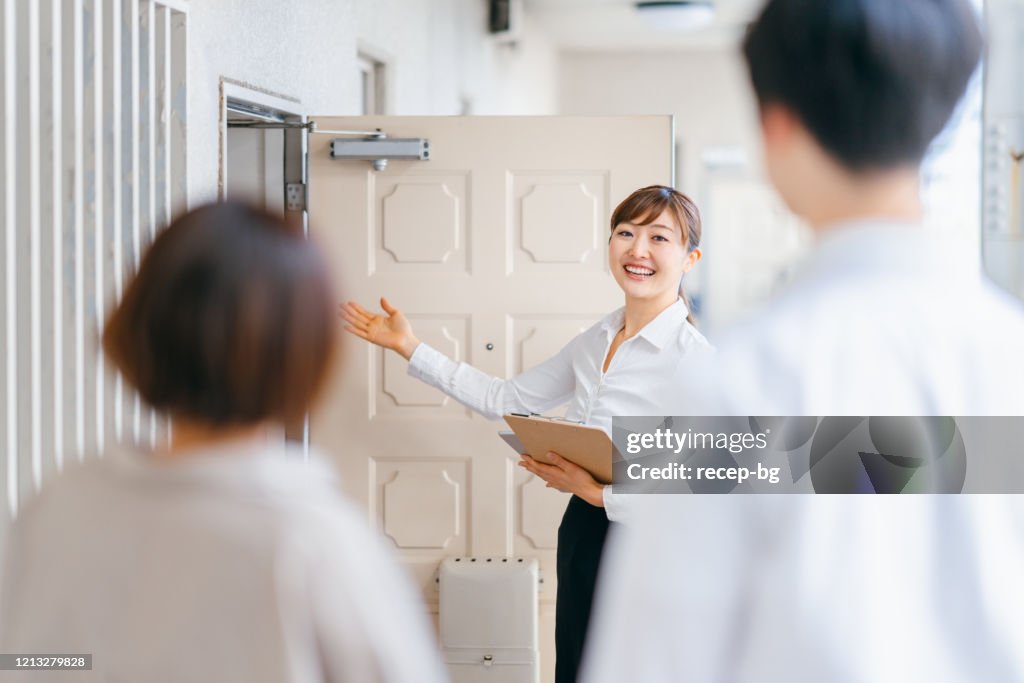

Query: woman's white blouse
[407,298,711,523]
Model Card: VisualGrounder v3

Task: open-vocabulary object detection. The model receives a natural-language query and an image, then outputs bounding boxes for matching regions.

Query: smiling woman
[340,184,711,683]
[609,185,703,324]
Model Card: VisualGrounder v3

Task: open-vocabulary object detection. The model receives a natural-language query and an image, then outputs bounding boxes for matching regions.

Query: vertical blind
[0,0,188,543]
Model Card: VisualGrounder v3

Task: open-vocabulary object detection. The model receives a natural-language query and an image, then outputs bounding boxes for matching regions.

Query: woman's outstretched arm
[340,297,577,420]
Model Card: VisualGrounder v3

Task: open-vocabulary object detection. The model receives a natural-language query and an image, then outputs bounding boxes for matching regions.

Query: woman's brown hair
[103,202,338,426]
[610,185,702,324]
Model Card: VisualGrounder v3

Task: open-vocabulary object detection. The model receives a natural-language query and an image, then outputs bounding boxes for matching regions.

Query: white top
[0,441,448,683]
[407,298,711,522]
[584,221,1024,682]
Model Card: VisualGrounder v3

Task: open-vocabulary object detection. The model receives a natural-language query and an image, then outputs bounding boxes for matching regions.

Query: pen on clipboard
[508,412,583,425]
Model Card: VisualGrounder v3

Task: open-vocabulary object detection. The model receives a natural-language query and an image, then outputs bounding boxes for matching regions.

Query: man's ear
[760,103,798,148]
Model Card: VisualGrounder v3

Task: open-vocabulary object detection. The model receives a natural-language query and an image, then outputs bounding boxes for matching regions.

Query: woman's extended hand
[519,452,605,507]
[340,298,421,360]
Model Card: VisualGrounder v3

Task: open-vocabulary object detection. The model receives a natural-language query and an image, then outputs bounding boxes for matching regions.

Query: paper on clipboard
[502,414,614,484]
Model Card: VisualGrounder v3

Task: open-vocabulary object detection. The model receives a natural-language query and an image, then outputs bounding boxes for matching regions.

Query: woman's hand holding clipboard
[501,414,615,487]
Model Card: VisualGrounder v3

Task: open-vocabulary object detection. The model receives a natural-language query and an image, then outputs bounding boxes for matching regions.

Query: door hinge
[285,182,305,212]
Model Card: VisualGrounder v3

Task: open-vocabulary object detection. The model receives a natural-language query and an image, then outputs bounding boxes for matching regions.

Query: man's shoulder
[976,277,1024,324]
[679,274,1024,414]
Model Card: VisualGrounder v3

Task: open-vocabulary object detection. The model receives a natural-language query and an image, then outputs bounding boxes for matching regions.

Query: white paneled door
[307,116,671,682]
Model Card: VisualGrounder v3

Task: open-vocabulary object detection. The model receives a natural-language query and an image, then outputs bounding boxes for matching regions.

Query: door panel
[376,315,471,417]
[513,174,608,271]
[376,175,469,272]
[307,116,672,683]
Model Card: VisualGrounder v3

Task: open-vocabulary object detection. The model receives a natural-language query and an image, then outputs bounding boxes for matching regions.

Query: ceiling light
[635,0,715,31]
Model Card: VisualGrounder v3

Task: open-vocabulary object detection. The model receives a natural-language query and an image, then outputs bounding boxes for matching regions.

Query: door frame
[218,78,306,212]
[218,78,309,444]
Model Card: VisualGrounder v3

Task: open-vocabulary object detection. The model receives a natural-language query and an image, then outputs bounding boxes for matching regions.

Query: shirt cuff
[407,342,442,381]
[603,485,627,523]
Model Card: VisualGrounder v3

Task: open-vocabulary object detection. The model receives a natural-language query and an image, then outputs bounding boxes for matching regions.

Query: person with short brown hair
[0,202,448,683]
[103,201,337,428]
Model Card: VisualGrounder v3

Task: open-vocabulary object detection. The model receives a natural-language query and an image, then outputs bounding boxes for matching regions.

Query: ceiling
[523,0,765,51]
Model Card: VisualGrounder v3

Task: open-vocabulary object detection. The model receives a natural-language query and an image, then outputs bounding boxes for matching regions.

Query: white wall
[188,0,558,205]
[559,48,760,198]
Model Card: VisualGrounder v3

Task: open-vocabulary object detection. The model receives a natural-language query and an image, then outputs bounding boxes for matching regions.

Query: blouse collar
[599,298,690,350]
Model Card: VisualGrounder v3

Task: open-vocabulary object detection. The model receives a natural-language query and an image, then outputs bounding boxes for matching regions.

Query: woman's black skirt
[555,494,611,683]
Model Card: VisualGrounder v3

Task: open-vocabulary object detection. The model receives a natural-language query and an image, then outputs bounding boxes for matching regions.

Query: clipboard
[503,414,614,484]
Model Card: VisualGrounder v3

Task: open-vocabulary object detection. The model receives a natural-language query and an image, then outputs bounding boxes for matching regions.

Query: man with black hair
[583,0,1024,680]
